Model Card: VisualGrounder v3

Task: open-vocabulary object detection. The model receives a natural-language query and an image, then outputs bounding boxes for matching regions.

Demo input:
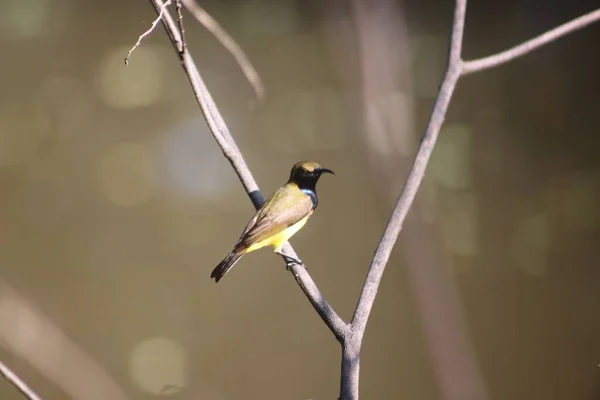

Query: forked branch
[2,3,598,400]
[132,1,600,400]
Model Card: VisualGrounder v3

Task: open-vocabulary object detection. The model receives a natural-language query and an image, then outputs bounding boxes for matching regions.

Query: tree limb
[338,2,467,399]
[147,0,349,342]
[0,361,42,400]
[462,8,600,75]
[351,0,466,336]
[180,0,265,100]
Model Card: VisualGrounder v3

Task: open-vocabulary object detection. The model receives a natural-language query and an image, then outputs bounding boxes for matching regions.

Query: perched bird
[210,161,334,283]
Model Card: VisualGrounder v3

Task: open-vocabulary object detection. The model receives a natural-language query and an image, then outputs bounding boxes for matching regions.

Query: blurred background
[1,0,600,399]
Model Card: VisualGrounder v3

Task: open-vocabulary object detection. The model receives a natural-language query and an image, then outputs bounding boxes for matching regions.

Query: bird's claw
[276,251,307,272]
[283,256,305,271]
[285,259,305,271]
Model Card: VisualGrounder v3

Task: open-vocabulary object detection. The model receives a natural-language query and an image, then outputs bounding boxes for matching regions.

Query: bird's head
[289,161,334,189]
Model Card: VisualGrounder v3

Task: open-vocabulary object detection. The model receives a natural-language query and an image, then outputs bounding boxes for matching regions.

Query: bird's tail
[211,249,244,283]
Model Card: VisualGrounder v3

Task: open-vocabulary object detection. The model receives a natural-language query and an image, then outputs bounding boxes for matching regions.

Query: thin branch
[339,2,467,399]
[181,0,265,101]
[124,0,173,65]
[175,0,186,54]
[462,8,600,75]
[351,0,466,339]
[0,360,43,400]
[145,0,348,342]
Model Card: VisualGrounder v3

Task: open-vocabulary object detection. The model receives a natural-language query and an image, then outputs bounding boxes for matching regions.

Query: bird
[210,161,334,283]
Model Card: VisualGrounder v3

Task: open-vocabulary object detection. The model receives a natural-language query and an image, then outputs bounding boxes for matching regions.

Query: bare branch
[145,0,348,341]
[175,0,186,54]
[181,0,265,101]
[124,0,173,65]
[462,8,600,75]
[350,0,466,340]
[0,360,43,400]
[338,3,467,398]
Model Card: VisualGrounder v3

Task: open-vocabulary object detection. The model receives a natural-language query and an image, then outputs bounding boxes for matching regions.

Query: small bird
[210,161,334,283]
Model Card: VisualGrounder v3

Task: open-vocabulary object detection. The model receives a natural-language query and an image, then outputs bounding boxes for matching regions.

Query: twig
[124,0,173,65]
[181,0,265,101]
[175,0,186,54]
[0,360,43,400]
[462,8,600,75]
[146,0,348,341]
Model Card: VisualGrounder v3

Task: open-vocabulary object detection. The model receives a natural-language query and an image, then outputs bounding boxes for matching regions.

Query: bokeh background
[1,0,600,399]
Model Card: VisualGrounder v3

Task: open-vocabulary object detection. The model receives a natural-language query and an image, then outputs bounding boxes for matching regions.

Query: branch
[124,0,173,65]
[175,0,186,54]
[146,0,348,341]
[462,8,600,75]
[338,2,467,399]
[351,0,465,341]
[340,5,600,399]
[181,0,265,100]
[0,361,42,400]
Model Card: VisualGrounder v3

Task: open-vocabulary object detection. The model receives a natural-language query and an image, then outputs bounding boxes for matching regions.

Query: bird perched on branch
[211,161,334,283]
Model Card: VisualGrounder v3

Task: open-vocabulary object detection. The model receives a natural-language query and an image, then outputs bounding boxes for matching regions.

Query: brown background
[1,0,600,399]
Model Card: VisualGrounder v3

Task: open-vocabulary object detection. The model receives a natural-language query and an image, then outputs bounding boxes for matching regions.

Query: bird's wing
[238,185,313,247]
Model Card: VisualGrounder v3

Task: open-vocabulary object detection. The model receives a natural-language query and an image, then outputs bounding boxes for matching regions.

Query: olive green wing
[238,185,313,248]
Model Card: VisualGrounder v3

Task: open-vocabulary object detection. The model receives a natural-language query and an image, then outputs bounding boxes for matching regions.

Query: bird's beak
[319,167,335,175]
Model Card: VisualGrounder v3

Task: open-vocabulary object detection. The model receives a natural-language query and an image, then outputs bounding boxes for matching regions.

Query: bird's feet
[276,252,306,271]
[284,256,304,271]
